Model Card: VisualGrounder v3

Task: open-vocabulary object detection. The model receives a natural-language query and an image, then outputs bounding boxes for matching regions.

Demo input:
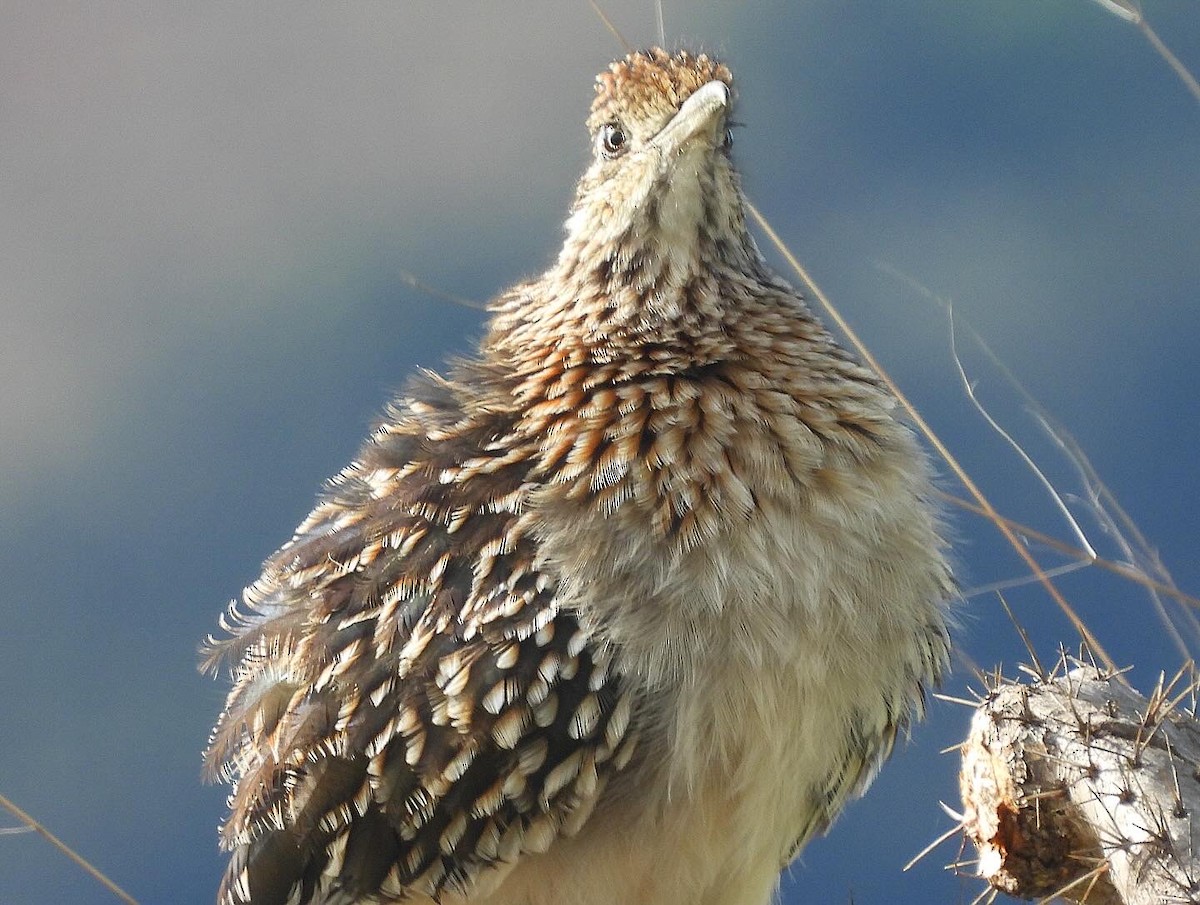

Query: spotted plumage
[204,48,953,905]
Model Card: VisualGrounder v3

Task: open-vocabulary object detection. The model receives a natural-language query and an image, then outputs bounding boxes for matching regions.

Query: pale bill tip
[651,79,730,154]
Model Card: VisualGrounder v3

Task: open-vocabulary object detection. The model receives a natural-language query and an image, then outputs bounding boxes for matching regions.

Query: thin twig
[997,591,1048,681]
[1086,0,1141,23]
[879,259,1200,656]
[395,267,487,312]
[947,304,1096,560]
[0,792,139,904]
[1137,18,1200,105]
[588,0,633,53]
[877,261,1200,636]
[1034,407,1200,661]
[1085,0,1200,105]
[960,559,1092,600]
[933,488,1200,610]
[745,200,1120,676]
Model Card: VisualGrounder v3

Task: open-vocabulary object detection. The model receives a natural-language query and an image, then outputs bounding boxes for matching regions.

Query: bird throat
[494,214,753,376]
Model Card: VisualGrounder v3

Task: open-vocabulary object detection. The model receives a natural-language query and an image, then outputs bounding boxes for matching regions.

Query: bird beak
[650,80,729,158]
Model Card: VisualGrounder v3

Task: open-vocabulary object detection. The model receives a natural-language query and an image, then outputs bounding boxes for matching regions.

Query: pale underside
[437,412,949,905]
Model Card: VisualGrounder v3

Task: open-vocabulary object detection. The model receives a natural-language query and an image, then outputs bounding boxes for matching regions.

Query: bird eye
[723,120,743,151]
[599,122,628,158]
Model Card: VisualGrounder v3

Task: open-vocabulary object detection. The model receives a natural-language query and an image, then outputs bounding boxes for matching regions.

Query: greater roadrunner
[204,48,953,905]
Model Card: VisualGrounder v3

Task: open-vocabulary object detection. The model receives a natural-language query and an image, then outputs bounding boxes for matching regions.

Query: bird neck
[486,210,768,382]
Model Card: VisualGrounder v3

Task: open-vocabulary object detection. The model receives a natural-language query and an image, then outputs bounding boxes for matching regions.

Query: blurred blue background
[1,2,1197,902]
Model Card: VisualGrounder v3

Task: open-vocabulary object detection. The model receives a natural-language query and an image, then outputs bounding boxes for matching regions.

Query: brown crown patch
[587,47,734,135]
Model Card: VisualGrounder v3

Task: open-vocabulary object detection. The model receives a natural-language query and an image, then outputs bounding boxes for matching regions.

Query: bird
[203,47,953,905]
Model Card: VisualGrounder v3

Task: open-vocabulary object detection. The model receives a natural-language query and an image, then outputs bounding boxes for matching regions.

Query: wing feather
[205,364,637,905]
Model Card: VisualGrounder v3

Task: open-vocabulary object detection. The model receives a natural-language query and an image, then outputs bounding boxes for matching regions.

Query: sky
[1,2,1198,903]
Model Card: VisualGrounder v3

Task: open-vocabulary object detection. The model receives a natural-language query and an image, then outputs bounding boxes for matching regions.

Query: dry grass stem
[878,260,1200,660]
[1136,18,1200,106]
[1085,0,1200,105]
[997,592,1048,681]
[933,490,1200,610]
[395,267,487,312]
[1036,409,1200,662]
[588,0,633,52]
[1087,0,1141,24]
[747,200,1120,675]
[947,305,1096,560]
[0,793,139,905]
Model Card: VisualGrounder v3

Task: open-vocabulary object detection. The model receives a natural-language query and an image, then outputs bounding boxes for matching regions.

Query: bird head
[558,48,753,282]
[491,49,766,371]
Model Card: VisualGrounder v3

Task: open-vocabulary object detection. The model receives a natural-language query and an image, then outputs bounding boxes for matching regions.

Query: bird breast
[468,358,951,905]
[524,359,949,793]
